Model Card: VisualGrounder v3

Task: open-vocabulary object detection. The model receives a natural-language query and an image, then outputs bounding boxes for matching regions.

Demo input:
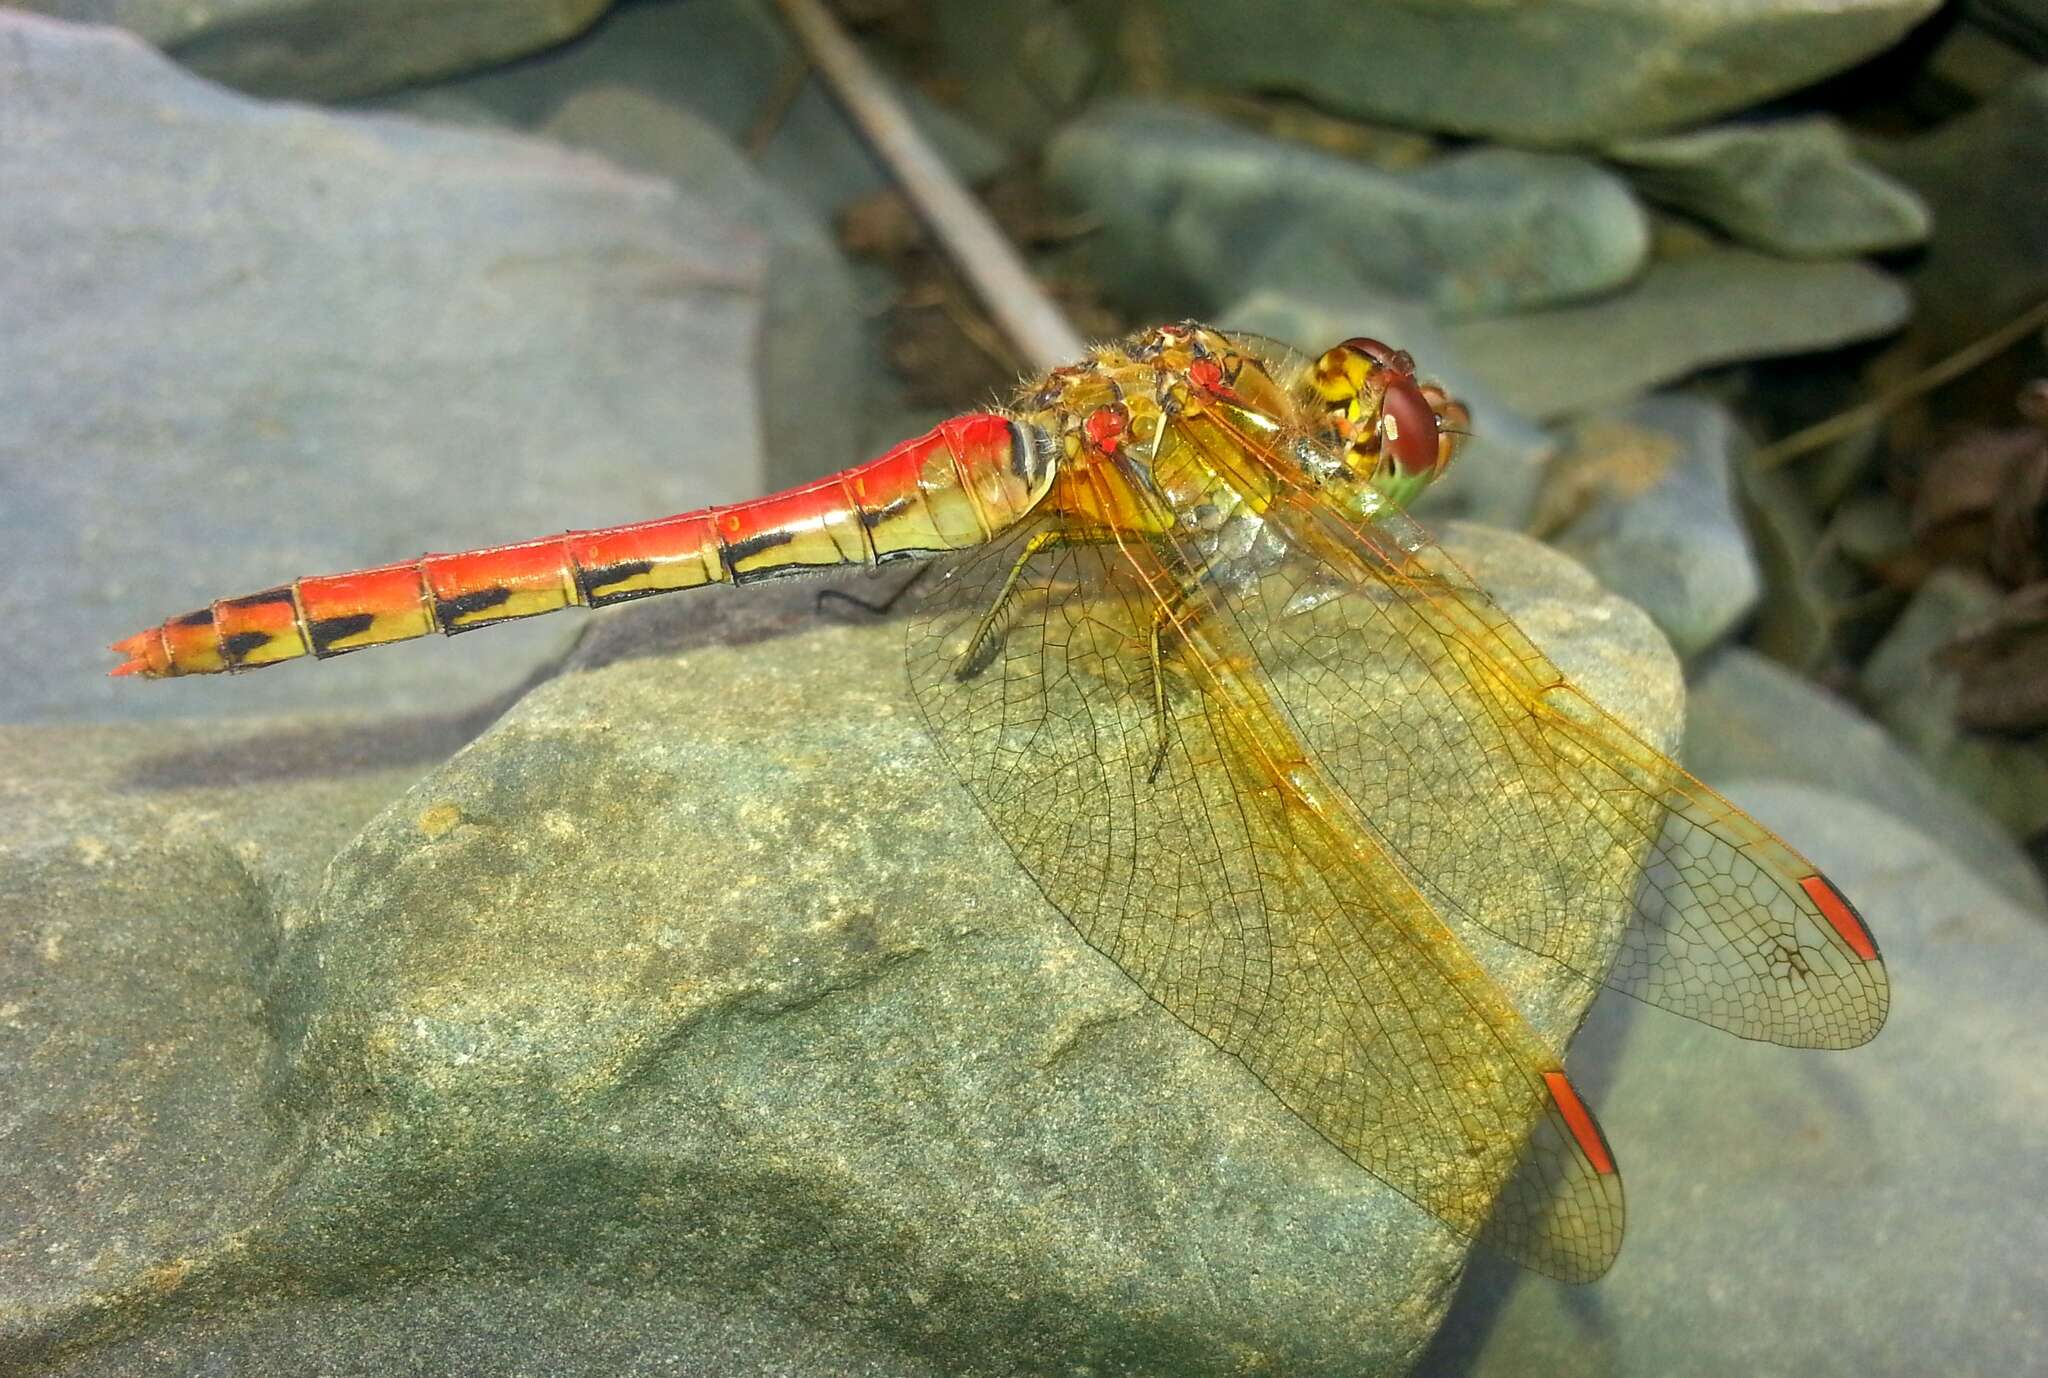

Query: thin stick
[1752,296,2048,472]
[771,0,1087,372]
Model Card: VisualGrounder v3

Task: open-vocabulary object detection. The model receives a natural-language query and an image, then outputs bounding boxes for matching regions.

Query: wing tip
[1542,1069,1616,1178]
[1798,873,1881,964]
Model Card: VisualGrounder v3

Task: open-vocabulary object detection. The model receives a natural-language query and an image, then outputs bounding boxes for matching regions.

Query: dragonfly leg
[816,564,932,619]
[1142,575,1210,785]
[1145,611,1173,784]
[953,528,1063,680]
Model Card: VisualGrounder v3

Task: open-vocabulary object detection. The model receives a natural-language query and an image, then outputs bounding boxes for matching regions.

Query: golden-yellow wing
[906,507,1626,1282]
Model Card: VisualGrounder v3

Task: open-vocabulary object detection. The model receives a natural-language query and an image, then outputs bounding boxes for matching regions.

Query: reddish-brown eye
[1337,337,1416,379]
[1187,357,1224,392]
[1380,379,1440,476]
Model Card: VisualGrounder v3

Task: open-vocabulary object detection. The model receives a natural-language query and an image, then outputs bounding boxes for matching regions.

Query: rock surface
[0,13,807,728]
[1047,101,1648,320]
[1440,250,1913,420]
[1684,648,2047,912]
[380,0,1008,223]
[1417,784,2048,1378]
[0,527,1682,1377]
[1605,117,1930,258]
[996,0,1946,144]
[1546,395,1761,660]
[17,0,612,98]
[538,87,875,501]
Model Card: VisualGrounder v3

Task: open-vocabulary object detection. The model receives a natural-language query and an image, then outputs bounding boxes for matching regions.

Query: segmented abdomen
[112,413,1050,678]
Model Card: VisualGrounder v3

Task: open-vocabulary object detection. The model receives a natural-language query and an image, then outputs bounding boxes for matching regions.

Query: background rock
[539,87,876,507]
[17,0,612,99]
[1860,570,2048,840]
[929,0,1945,145]
[1545,395,1762,660]
[1683,648,2047,912]
[1605,117,1930,258]
[1441,250,1913,420]
[0,13,795,728]
[377,0,1008,223]
[1047,101,1648,319]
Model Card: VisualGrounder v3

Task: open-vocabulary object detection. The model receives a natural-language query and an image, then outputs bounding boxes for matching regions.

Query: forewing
[906,514,1624,1281]
[1221,462,1889,1051]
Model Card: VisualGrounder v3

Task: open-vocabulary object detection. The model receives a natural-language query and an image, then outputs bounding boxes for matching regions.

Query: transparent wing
[1174,408,1889,1051]
[906,511,1624,1282]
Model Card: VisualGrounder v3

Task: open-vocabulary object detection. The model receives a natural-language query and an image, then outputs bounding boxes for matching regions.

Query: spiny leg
[1145,608,1174,785]
[946,522,1210,785]
[953,528,1064,681]
[1143,576,1211,785]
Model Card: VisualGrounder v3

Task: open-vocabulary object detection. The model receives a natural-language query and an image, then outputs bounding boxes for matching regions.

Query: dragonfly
[111,322,1888,1282]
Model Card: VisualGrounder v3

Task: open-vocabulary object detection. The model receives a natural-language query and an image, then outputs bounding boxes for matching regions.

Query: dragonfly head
[1309,338,1469,510]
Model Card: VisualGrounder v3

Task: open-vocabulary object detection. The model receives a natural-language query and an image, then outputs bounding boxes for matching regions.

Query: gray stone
[0,526,1682,1375]
[1045,100,1648,320]
[915,1,1101,150]
[0,13,770,728]
[383,0,1008,223]
[1867,69,2048,357]
[1860,570,2048,839]
[17,0,612,99]
[0,717,476,1371]
[1684,648,2047,912]
[34,1280,954,1378]
[1605,117,1931,258]
[1418,783,2048,1378]
[1547,394,1762,659]
[1442,250,1914,420]
[541,87,875,494]
[1095,0,1944,144]
[1220,290,1556,531]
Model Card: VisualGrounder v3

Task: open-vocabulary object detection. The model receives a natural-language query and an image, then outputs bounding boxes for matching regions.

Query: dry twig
[1752,296,2048,472]
[772,0,1086,372]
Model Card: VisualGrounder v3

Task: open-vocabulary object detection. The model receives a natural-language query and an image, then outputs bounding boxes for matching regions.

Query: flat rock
[0,526,1681,1376]
[0,13,771,727]
[1545,394,1761,660]
[1046,100,1648,319]
[1442,249,1913,420]
[17,0,612,98]
[1078,0,1944,144]
[1684,647,2047,912]
[381,0,1008,223]
[1605,117,1930,258]
[1418,783,2048,1378]
[539,87,874,495]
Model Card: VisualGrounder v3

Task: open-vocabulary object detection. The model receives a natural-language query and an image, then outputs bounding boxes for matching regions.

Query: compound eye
[1335,337,1416,378]
[1379,378,1441,477]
